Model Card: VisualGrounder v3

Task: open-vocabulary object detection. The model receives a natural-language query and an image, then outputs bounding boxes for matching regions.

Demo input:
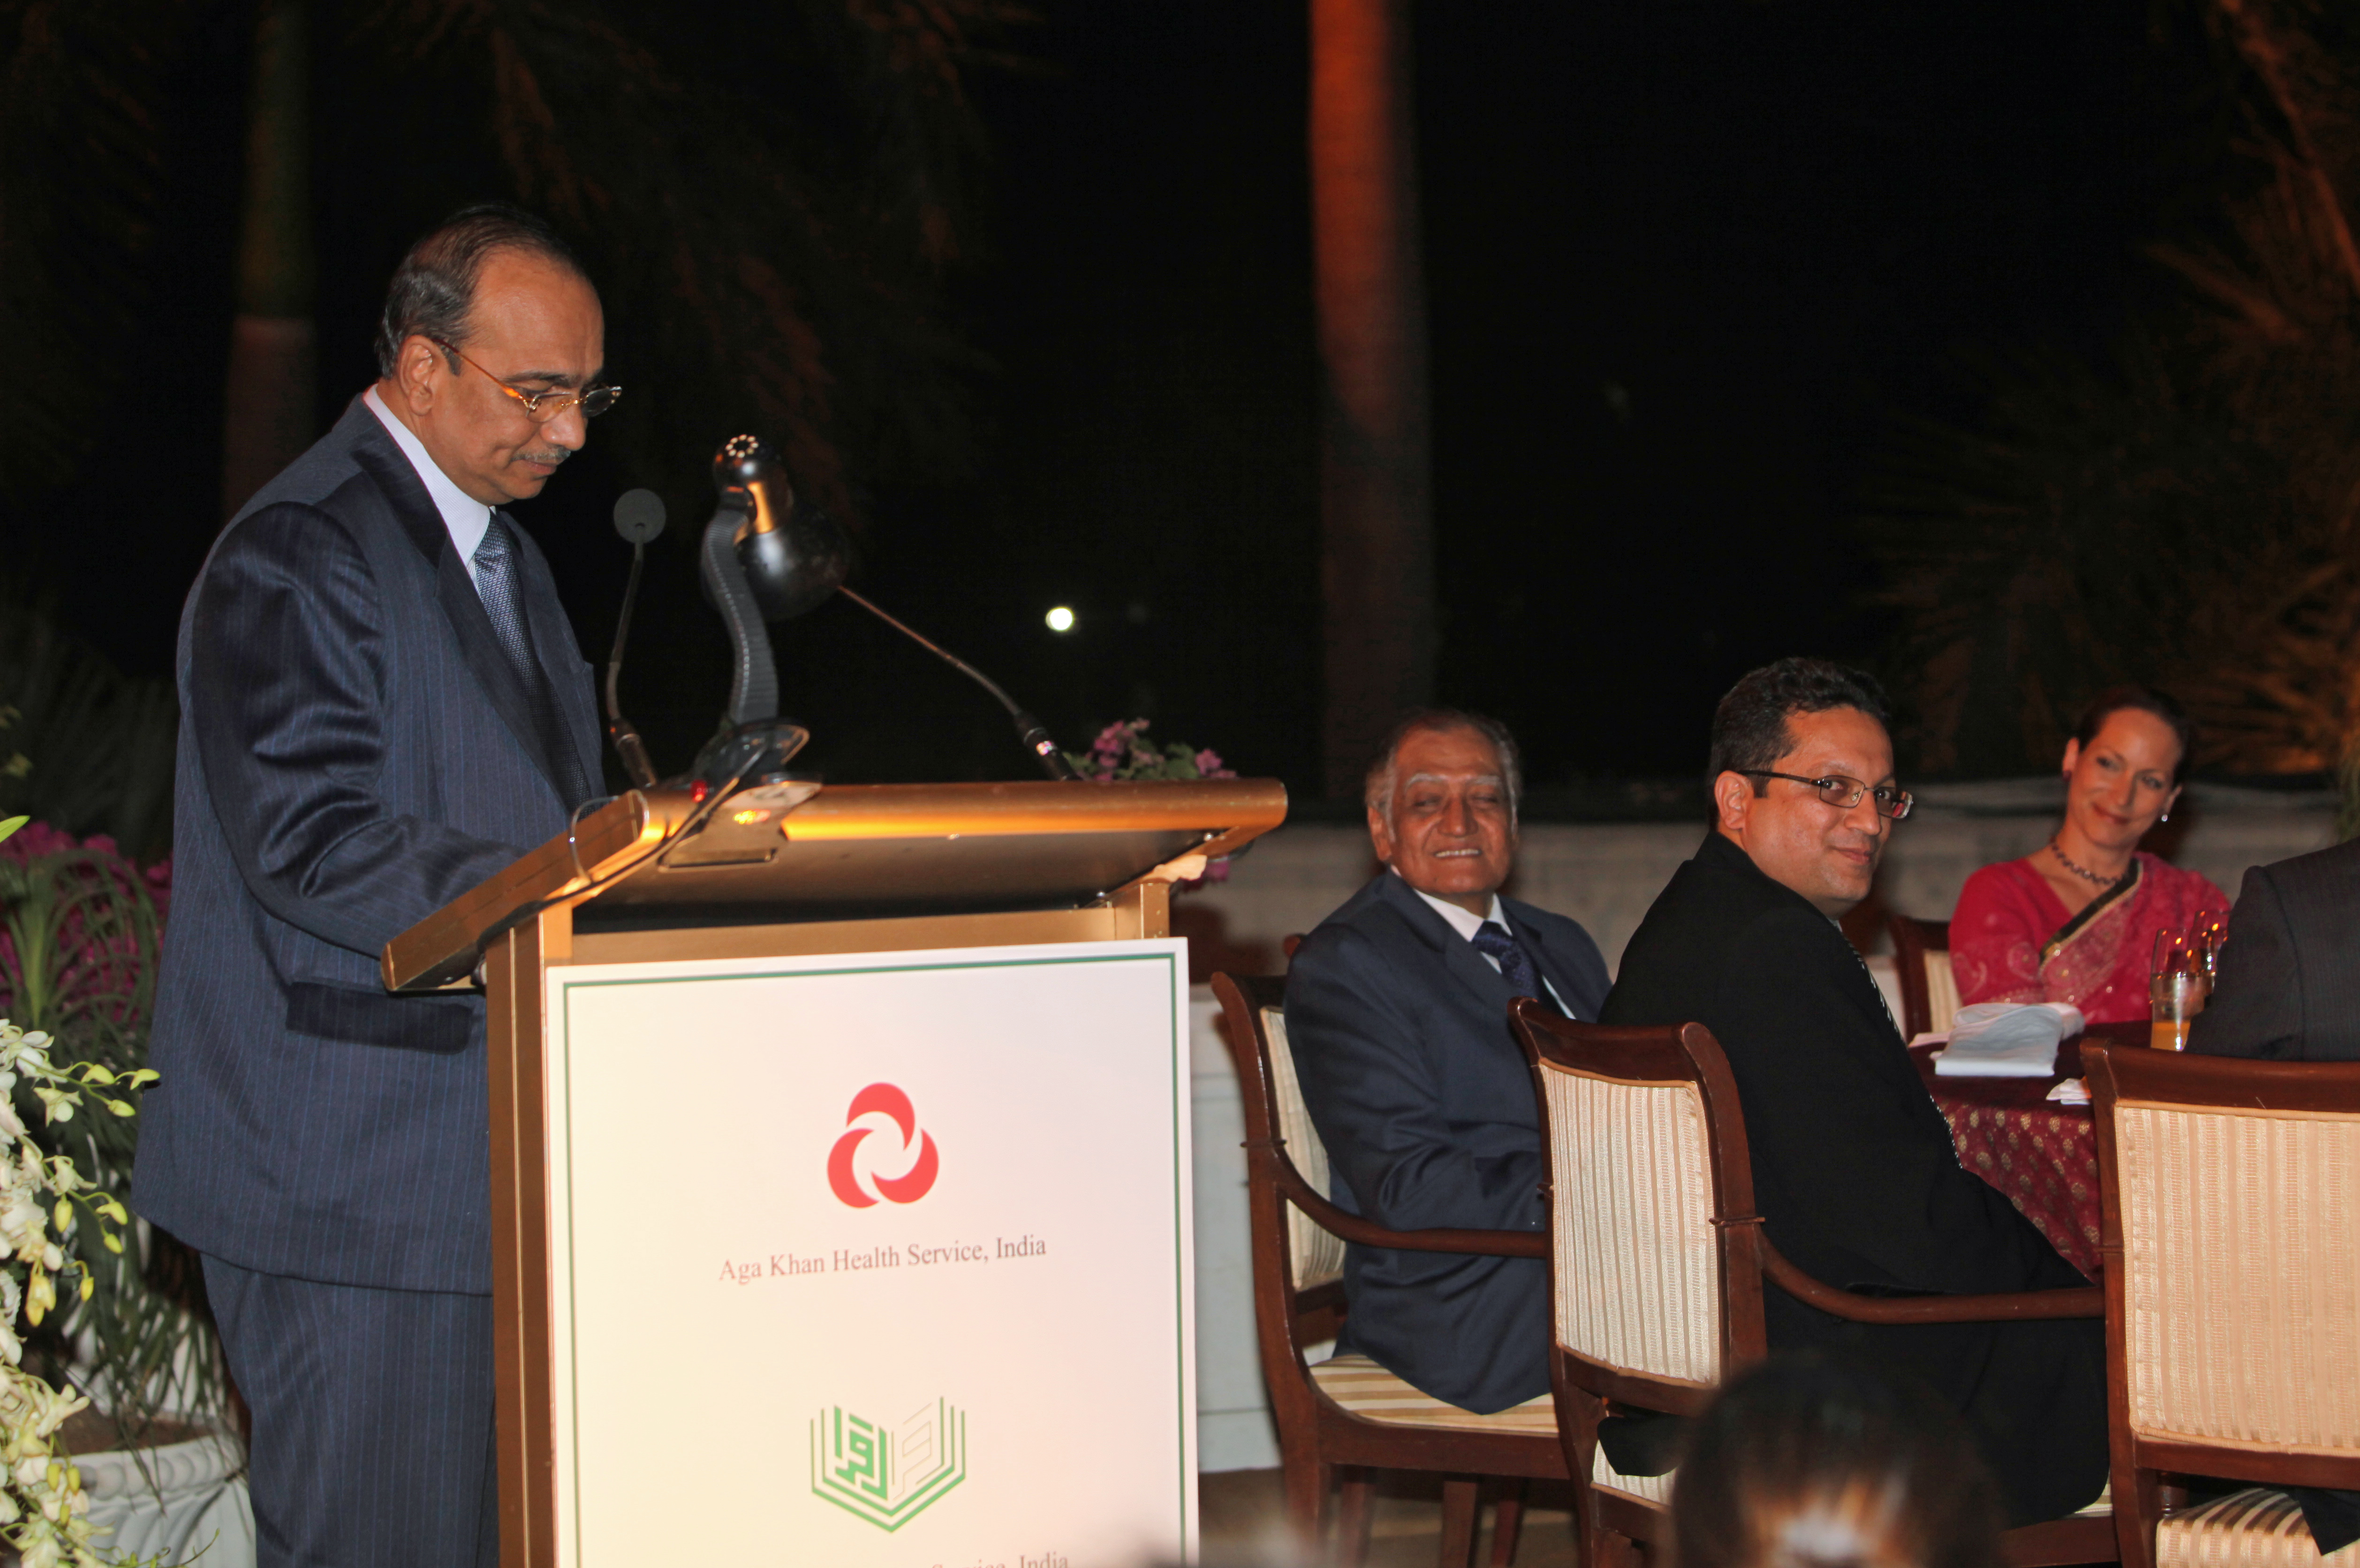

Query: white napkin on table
[1931,1001,2084,1077]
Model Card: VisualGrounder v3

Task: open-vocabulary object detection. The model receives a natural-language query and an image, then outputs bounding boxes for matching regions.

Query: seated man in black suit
[1601,658,2106,1525]
[1286,710,1611,1413]
[2192,838,2360,1060]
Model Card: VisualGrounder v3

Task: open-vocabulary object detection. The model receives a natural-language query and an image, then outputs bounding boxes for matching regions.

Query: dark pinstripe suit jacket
[140,398,602,1294]
[2191,837,2360,1061]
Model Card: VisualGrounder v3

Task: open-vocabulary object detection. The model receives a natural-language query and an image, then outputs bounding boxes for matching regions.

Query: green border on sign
[549,947,1191,1561]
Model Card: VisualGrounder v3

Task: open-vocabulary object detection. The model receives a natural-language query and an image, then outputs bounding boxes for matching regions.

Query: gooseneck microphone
[835,586,1081,781]
[605,488,666,788]
[705,434,1079,783]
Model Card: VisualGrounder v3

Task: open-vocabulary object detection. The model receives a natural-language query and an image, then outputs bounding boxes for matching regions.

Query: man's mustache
[517,445,575,468]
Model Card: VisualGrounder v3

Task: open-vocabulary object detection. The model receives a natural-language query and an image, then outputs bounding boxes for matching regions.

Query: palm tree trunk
[220,0,315,520]
[1311,0,1434,797]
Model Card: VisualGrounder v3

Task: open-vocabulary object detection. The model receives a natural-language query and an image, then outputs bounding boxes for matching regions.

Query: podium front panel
[535,940,1196,1566]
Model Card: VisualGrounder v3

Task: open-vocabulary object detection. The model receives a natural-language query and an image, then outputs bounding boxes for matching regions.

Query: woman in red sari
[1950,686,2227,1026]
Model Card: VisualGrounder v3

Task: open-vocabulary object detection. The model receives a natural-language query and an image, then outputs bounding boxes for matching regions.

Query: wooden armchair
[1509,1001,2113,1568]
[1210,972,1569,1568]
[1890,914,1959,1040]
[2083,1043,2360,1568]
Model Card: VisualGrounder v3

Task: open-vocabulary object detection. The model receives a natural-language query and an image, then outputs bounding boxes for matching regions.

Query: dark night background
[3,1,2239,811]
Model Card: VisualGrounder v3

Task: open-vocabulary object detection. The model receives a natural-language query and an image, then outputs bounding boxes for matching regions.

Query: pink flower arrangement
[0,823,169,1028]
[1068,720,1238,887]
[1075,719,1237,785]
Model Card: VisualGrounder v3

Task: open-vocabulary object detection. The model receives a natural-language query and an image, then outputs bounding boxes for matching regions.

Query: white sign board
[543,940,1197,1567]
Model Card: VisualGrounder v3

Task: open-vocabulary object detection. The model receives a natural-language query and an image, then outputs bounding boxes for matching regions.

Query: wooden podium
[382,777,1286,1567]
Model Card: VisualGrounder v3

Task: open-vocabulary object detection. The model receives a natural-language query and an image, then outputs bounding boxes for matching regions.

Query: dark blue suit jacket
[140,398,602,1294]
[1284,871,1610,1412]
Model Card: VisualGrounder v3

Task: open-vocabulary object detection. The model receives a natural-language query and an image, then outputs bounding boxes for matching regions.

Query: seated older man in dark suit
[1601,658,2106,1526]
[1285,710,1611,1413]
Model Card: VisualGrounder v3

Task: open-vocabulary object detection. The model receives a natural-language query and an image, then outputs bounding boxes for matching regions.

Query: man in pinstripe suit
[142,206,611,1566]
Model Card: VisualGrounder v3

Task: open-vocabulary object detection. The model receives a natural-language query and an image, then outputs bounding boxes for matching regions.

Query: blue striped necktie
[471,516,539,688]
[1474,920,1558,1013]
[471,515,586,804]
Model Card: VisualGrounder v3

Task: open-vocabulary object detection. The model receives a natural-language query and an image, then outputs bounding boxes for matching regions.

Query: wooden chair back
[1890,915,1958,1039]
[2085,1043,2360,1568]
[1211,972,1563,1565]
[1512,1001,2114,1568]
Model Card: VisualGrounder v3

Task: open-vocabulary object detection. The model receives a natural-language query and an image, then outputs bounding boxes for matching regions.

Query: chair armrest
[1759,1238,2101,1324]
[1269,1153,1546,1258]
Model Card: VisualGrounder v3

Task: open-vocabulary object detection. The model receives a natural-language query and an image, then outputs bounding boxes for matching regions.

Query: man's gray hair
[374,202,589,378]
[1363,708,1525,824]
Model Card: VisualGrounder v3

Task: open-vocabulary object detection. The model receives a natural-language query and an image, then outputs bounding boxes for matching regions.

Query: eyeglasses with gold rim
[431,338,621,422]
[1737,770,1915,820]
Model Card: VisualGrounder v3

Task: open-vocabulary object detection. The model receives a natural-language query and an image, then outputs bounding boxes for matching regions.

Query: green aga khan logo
[810,1398,968,1531]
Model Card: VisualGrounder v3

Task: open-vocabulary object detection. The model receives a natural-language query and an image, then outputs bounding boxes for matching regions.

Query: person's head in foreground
[2056,684,2192,865]
[1671,1351,2007,1568]
[1709,659,1909,918]
[373,202,615,507]
[1363,709,1523,916]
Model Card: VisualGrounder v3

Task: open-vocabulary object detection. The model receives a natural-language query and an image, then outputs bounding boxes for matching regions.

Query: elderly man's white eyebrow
[1402,771,1503,786]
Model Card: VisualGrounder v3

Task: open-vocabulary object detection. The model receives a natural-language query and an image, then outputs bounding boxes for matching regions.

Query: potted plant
[0,816,242,1563]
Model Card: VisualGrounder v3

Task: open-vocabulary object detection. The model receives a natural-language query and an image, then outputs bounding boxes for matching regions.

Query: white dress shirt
[1398,870,1574,1015]
[364,386,492,589]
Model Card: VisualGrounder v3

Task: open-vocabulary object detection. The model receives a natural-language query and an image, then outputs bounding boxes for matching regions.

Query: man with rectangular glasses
[143,203,618,1566]
[1603,658,2107,1527]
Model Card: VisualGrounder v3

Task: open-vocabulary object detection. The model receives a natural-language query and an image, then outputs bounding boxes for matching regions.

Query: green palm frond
[1879,0,2360,776]
[0,589,177,859]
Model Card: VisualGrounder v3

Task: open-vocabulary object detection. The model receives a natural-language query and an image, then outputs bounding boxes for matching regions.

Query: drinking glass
[2192,909,2227,989]
[2150,929,2201,1051]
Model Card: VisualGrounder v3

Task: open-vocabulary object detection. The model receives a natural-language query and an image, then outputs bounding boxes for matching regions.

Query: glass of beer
[2150,929,2201,1051]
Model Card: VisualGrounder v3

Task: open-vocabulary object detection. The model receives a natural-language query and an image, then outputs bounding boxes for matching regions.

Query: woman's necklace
[2047,838,2127,887]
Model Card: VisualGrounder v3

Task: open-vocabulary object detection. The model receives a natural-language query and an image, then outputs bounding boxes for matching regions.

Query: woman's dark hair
[1670,1352,2007,1568]
[374,203,589,377]
[1708,658,1891,792]
[2071,684,2196,784]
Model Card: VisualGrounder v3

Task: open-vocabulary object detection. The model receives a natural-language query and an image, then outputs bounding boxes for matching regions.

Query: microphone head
[711,433,849,621]
[612,488,666,545]
[715,433,780,491]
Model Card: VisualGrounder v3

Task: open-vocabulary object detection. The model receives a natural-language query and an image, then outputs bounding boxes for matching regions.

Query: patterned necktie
[471,516,539,688]
[471,515,585,804]
[1473,921,1555,1011]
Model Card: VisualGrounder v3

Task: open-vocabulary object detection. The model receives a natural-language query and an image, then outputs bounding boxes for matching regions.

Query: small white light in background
[1045,606,1076,633]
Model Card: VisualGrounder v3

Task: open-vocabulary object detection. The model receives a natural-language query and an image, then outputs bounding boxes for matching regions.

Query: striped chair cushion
[1306,1355,1673,1505]
[1310,1354,1557,1435]
[2157,1488,2360,1568]
[1263,1008,1347,1292]
[1593,1447,1674,1508]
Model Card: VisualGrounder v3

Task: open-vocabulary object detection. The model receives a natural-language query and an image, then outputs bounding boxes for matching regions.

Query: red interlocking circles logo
[826,1083,939,1207]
